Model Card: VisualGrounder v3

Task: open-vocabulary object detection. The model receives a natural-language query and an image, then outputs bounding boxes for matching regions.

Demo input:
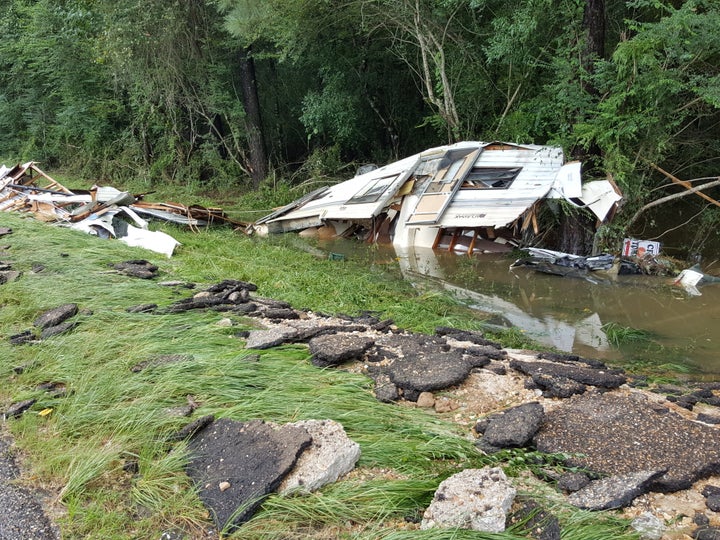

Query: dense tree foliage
[0,0,718,246]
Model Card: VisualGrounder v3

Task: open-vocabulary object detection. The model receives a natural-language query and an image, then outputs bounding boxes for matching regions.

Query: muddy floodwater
[306,237,720,377]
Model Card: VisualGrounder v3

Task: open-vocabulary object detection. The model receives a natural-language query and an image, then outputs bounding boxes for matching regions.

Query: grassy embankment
[0,210,640,539]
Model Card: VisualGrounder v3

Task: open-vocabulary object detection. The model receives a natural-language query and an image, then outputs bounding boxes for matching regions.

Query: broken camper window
[346,174,401,204]
[463,167,521,189]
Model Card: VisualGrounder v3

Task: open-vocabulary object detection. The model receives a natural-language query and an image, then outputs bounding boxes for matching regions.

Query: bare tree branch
[625,177,720,229]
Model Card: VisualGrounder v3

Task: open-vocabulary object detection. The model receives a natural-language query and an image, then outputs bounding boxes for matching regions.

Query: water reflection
[396,245,611,354]
[313,238,720,375]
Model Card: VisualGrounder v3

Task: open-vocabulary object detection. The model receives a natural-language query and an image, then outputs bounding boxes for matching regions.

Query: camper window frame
[346,174,401,205]
[462,167,521,189]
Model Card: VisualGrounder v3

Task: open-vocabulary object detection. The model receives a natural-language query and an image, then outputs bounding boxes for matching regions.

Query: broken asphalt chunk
[113,260,158,279]
[535,392,720,492]
[382,335,490,400]
[421,467,516,533]
[168,414,215,442]
[435,326,503,349]
[245,327,299,350]
[3,399,36,420]
[131,354,194,373]
[309,334,375,367]
[33,303,78,330]
[40,321,79,339]
[480,402,544,449]
[507,498,561,540]
[567,469,666,510]
[126,303,157,313]
[278,419,361,494]
[9,329,36,345]
[164,280,259,313]
[510,358,626,390]
[0,270,21,284]
[186,418,312,531]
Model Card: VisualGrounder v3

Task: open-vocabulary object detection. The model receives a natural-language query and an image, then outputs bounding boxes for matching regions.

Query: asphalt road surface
[0,435,58,540]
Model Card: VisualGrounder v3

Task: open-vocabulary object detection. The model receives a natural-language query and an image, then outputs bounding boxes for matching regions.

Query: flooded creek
[310,238,720,377]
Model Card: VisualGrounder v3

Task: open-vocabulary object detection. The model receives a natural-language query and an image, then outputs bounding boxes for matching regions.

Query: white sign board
[622,238,661,257]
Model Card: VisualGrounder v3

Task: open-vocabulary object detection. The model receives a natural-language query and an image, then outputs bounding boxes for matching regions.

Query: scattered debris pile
[511,248,617,278]
[0,162,247,257]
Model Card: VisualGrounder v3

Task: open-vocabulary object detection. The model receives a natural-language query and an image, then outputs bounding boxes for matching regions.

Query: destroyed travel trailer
[255,141,622,254]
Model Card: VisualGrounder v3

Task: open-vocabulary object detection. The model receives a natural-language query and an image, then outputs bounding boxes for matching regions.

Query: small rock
[707,496,720,513]
[216,318,233,327]
[557,472,590,492]
[694,527,720,540]
[219,481,231,492]
[421,467,516,532]
[434,397,458,413]
[631,511,666,540]
[416,392,435,408]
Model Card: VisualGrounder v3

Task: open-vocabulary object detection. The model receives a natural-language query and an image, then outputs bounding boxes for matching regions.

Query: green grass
[0,213,639,539]
[600,322,652,347]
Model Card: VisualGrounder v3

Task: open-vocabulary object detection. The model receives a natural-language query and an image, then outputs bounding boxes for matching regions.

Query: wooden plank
[467,229,479,255]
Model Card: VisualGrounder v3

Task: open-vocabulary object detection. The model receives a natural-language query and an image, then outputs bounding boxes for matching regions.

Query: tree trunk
[574,0,605,172]
[557,0,606,255]
[582,0,605,68]
[556,209,597,255]
[238,46,268,188]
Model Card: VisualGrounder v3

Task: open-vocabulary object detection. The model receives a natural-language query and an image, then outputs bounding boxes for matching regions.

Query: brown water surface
[314,238,720,377]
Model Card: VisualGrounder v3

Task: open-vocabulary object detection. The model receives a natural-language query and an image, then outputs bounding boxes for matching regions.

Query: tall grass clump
[601,321,652,347]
